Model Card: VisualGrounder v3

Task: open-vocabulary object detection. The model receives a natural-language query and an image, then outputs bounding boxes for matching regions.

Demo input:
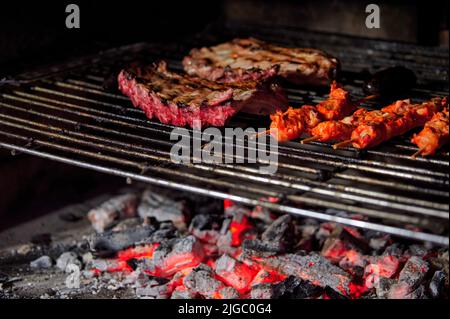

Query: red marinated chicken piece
[350,97,446,149]
[303,99,412,145]
[315,81,357,121]
[269,106,321,142]
[268,82,355,142]
[309,108,369,142]
[411,107,449,156]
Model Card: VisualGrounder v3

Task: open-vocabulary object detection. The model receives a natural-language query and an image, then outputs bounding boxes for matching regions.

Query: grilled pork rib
[118,61,288,128]
[183,38,340,86]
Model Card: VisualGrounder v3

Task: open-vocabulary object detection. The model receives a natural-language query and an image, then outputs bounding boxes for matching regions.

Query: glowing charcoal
[88,225,156,257]
[183,264,226,299]
[398,256,429,290]
[215,254,258,293]
[261,214,296,253]
[241,249,352,296]
[229,215,253,246]
[251,269,285,287]
[117,244,158,261]
[141,236,205,277]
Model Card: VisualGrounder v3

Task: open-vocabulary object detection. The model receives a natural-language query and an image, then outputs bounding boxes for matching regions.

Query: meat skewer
[268,105,321,142]
[300,95,380,144]
[334,97,447,149]
[302,108,370,144]
[411,107,449,157]
[303,98,444,148]
[267,82,356,142]
[303,99,411,145]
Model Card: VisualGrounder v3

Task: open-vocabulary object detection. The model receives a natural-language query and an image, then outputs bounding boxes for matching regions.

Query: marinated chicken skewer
[303,98,443,148]
[411,107,449,157]
[301,108,369,144]
[334,97,447,149]
[267,105,321,142]
[265,82,356,142]
[302,99,410,145]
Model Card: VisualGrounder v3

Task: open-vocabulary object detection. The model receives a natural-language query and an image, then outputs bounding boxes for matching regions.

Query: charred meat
[118,61,288,127]
[183,38,339,86]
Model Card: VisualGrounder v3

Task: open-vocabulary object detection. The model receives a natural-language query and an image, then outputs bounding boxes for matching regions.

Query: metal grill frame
[0,23,448,246]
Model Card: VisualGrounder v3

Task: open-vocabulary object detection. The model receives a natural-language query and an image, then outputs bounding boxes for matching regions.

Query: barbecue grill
[0,22,448,247]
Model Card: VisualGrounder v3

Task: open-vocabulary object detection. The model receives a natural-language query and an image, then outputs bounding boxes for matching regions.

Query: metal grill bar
[1,25,448,246]
[0,106,446,216]
[0,120,446,224]
[0,141,447,246]
[0,103,445,211]
[4,89,448,183]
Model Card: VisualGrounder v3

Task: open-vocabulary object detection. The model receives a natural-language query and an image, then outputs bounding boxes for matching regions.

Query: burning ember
[11,187,449,299]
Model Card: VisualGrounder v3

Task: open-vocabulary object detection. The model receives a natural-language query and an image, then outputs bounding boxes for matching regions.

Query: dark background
[0,0,448,230]
[0,1,222,75]
[1,0,448,75]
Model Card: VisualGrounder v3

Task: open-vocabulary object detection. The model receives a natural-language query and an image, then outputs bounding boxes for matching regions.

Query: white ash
[87,193,138,233]
[219,286,239,299]
[82,252,94,264]
[30,256,53,269]
[398,256,429,290]
[111,218,142,232]
[138,188,189,229]
[375,277,396,299]
[369,237,390,252]
[171,288,197,299]
[406,245,429,257]
[56,252,82,272]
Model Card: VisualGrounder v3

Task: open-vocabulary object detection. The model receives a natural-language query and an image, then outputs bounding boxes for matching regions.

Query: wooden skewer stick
[412,147,425,158]
[201,142,210,150]
[301,136,321,144]
[356,94,379,104]
[333,139,355,149]
[249,129,270,140]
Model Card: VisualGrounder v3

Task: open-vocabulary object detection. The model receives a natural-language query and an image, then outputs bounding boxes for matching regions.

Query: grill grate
[0,24,448,245]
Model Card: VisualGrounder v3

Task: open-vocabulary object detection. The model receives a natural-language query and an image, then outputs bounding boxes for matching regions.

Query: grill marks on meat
[183,38,339,86]
[118,61,239,128]
[118,61,287,127]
